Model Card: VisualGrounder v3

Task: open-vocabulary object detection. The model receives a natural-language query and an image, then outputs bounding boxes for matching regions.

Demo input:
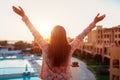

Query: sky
[0,0,120,42]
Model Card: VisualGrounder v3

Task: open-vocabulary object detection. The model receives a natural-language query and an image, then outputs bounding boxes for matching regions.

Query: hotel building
[78,25,120,80]
[109,47,120,80]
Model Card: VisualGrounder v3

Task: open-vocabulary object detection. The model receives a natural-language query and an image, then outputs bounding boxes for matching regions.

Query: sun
[35,22,54,39]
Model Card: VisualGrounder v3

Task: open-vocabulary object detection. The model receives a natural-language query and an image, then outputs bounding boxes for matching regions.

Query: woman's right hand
[12,6,25,17]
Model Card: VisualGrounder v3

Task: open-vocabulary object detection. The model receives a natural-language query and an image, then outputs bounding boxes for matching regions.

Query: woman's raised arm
[12,6,48,50]
[70,13,106,54]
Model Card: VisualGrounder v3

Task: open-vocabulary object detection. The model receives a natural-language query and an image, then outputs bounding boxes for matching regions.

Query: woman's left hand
[94,13,106,24]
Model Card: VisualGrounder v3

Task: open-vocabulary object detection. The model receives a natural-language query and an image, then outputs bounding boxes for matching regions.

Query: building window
[100,48,102,53]
[112,59,119,68]
[119,34,120,38]
[104,47,107,54]
[98,36,100,38]
[115,34,117,38]
[104,35,106,38]
[119,28,120,32]
[107,34,109,38]
[98,40,100,44]
[112,75,119,80]
[97,48,99,53]
[98,30,100,33]
[104,41,106,44]
[90,46,92,50]
[118,41,120,45]
[115,29,117,32]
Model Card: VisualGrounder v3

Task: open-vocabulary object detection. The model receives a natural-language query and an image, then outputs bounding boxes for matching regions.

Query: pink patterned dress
[22,16,96,80]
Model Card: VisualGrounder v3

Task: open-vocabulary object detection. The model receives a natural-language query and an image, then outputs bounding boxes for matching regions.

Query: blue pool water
[0,60,34,75]
[0,76,41,80]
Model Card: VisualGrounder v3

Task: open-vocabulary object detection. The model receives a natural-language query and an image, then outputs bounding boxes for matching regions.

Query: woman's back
[12,6,105,80]
[40,45,72,80]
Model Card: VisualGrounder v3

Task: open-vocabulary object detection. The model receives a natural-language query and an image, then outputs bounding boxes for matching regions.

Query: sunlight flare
[35,22,54,38]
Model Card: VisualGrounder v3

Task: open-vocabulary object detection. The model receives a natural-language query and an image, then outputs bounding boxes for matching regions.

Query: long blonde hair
[48,25,71,67]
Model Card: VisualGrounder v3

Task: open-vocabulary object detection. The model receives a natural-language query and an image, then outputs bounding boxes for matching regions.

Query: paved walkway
[71,57,96,80]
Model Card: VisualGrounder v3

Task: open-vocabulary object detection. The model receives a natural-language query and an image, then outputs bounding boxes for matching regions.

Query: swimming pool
[0,59,35,77]
[0,75,41,80]
[0,54,43,79]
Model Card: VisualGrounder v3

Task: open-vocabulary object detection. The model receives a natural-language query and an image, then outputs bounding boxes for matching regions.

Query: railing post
[71,62,79,80]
